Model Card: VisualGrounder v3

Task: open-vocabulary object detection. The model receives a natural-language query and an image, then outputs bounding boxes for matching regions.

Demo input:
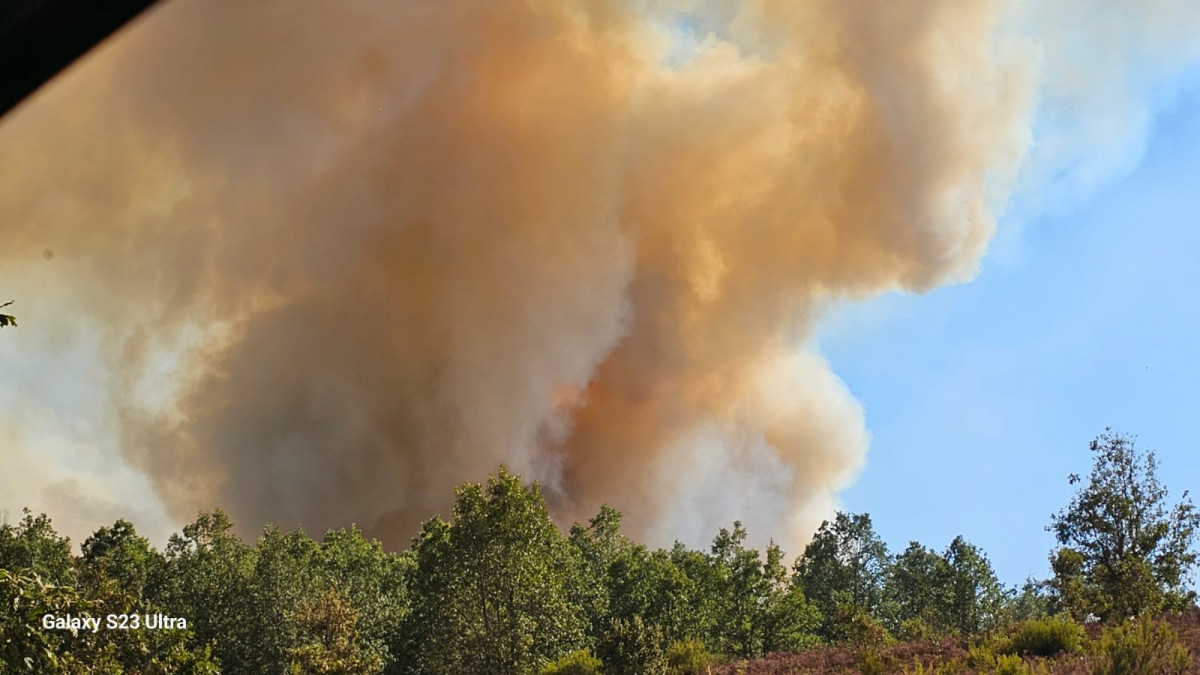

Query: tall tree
[0,509,74,584]
[0,299,14,327]
[1048,429,1200,620]
[708,521,766,657]
[605,544,697,648]
[568,504,630,644]
[76,519,212,673]
[403,467,586,674]
[793,512,889,639]
[941,536,1005,634]
[150,510,257,671]
[245,526,323,673]
[758,540,821,653]
[316,526,412,671]
[884,542,949,633]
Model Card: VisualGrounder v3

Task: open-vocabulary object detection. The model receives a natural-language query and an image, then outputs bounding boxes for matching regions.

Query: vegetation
[1092,616,1191,675]
[1048,429,1199,622]
[0,300,13,327]
[0,430,1197,672]
[1003,615,1085,657]
[539,650,603,675]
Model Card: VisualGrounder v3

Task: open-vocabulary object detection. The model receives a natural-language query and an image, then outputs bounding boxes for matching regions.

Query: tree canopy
[1048,429,1200,621]
[0,428,1195,672]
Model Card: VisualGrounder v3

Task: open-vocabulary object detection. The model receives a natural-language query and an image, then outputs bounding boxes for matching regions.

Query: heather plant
[1004,615,1084,657]
[1091,616,1192,675]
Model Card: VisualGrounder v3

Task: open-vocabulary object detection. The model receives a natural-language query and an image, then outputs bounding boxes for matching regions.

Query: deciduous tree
[404,467,586,674]
[793,512,889,640]
[1048,429,1200,620]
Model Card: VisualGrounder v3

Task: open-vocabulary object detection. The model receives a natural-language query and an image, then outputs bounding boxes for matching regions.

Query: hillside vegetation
[1,429,1196,673]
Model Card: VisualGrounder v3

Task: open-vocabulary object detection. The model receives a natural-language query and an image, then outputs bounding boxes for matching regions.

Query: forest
[1,429,1198,674]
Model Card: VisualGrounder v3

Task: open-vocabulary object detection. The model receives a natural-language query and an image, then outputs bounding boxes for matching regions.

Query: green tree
[287,587,384,675]
[707,522,766,657]
[74,519,213,674]
[315,526,412,672]
[247,526,323,673]
[403,467,587,674]
[1004,577,1055,623]
[883,542,949,634]
[150,510,256,671]
[941,536,1005,635]
[793,512,890,640]
[78,519,159,598]
[606,545,697,649]
[0,568,90,672]
[758,541,821,653]
[1048,429,1200,620]
[0,300,14,327]
[568,504,629,645]
[667,543,722,644]
[0,509,74,584]
[702,524,820,657]
[595,616,667,675]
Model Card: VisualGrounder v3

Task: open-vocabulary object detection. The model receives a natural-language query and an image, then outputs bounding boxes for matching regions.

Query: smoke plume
[0,0,1197,548]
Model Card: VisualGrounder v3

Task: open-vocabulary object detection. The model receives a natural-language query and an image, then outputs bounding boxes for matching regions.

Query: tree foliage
[595,616,667,675]
[793,511,889,639]
[403,467,587,674]
[1048,429,1200,620]
[2,429,1190,671]
[287,588,384,675]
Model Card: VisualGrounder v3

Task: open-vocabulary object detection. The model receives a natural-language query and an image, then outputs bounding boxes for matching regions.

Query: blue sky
[819,87,1200,587]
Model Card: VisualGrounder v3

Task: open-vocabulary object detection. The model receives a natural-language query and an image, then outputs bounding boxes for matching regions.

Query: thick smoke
[0,0,1196,548]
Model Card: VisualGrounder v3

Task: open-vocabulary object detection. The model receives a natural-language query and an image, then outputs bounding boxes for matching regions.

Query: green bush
[1005,615,1084,657]
[966,643,1000,669]
[904,657,982,675]
[966,646,1045,675]
[540,650,603,675]
[899,617,933,642]
[855,648,900,675]
[993,653,1030,675]
[1092,617,1191,675]
[831,603,892,647]
[597,616,667,675]
[665,639,714,674]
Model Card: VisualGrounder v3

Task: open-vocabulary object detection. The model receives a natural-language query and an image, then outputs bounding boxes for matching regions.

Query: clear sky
[820,85,1200,587]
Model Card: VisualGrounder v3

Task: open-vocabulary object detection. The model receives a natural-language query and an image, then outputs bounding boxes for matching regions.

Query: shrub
[597,616,667,675]
[966,643,1000,669]
[855,649,889,675]
[899,617,933,642]
[665,639,714,674]
[1092,617,1191,675]
[903,656,972,675]
[993,653,1029,675]
[1006,615,1084,657]
[540,650,603,675]
[831,603,892,648]
[966,646,1043,675]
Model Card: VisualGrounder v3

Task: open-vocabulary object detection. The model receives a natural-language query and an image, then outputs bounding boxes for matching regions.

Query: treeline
[1,429,1197,673]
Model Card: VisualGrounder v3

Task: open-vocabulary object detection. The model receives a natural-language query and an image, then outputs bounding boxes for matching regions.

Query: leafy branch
[0,300,14,328]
